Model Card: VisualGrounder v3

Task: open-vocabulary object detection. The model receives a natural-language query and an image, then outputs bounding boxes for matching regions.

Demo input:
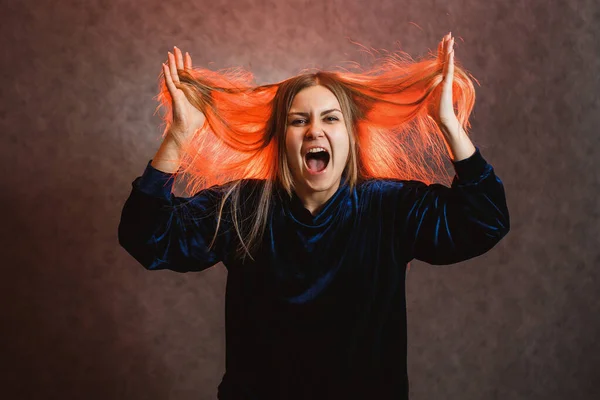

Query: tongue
[307,158,326,172]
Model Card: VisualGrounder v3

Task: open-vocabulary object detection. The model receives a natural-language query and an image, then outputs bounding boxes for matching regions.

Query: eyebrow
[287,108,342,117]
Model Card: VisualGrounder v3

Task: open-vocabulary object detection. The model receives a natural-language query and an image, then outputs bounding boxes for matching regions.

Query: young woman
[118,33,509,400]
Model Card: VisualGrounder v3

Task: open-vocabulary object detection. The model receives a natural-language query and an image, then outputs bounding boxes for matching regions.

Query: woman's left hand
[430,33,476,160]
[429,33,460,133]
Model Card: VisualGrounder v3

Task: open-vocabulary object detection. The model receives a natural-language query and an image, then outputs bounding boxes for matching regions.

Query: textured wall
[1,0,599,399]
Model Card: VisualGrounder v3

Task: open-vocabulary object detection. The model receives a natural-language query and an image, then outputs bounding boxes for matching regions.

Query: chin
[303,180,333,193]
[299,168,341,192]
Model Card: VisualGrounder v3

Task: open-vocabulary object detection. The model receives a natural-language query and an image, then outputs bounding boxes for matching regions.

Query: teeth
[307,147,327,153]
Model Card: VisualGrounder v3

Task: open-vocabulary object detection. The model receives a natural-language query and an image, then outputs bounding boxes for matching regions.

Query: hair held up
[155,44,477,260]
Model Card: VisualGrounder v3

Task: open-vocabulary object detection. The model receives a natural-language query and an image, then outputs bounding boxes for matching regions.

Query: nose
[305,122,325,139]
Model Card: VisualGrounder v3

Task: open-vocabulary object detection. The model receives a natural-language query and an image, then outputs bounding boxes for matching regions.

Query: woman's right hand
[162,46,206,145]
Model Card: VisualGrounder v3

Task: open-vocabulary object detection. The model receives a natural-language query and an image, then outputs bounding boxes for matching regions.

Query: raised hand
[438,32,457,126]
[429,33,476,160]
[428,33,460,132]
[162,46,206,145]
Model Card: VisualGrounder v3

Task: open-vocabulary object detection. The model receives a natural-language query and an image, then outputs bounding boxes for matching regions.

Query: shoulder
[355,178,433,211]
[193,178,267,196]
[185,179,268,220]
[239,178,268,189]
[357,178,425,195]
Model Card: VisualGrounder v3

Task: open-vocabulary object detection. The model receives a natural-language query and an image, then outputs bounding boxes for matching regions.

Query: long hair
[155,48,476,261]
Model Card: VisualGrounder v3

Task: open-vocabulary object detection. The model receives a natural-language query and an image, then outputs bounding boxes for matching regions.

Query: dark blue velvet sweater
[118,147,510,399]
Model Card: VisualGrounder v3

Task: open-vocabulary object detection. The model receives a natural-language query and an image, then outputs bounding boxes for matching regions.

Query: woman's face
[285,85,350,197]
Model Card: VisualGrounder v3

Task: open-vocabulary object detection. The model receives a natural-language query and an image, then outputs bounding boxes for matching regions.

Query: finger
[168,52,180,84]
[184,52,192,70]
[443,36,453,66]
[445,40,455,86]
[439,34,448,59]
[174,46,184,70]
[447,46,455,82]
[442,43,449,77]
[162,62,177,95]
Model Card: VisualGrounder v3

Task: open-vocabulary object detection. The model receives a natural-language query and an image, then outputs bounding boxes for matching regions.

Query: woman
[118,33,509,399]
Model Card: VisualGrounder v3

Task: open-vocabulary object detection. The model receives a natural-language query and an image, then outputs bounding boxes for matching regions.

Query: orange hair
[155,47,476,260]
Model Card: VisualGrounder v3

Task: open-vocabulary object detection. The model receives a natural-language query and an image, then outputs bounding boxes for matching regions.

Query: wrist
[151,138,182,173]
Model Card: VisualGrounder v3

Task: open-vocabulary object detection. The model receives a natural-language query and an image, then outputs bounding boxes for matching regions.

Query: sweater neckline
[282,177,351,226]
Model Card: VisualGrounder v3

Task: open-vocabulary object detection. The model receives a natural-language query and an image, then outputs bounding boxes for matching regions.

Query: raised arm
[398,147,510,265]
[118,160,230,272]
[396,33,510,264]
[117,46,231,272]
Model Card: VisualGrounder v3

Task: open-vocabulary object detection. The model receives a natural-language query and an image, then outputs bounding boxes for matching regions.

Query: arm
[399,147,510,265]
[397,34,509,264]
[150,135,184,173]
[118,160,230,272]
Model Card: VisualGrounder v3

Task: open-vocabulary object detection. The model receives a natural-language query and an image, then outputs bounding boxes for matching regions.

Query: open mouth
[304,148,330,174]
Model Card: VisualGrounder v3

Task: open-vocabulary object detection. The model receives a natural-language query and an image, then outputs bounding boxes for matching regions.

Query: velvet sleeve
[398,147,510,265]
[117,160,231,273]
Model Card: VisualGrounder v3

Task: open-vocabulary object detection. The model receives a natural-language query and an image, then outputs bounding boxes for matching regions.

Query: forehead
[290,85,340,110]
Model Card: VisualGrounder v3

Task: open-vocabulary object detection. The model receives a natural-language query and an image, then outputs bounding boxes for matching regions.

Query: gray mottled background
[1,0,599,399]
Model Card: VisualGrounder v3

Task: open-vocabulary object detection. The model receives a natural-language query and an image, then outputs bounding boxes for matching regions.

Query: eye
[325,116,339,122]
[291,119,307,125]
